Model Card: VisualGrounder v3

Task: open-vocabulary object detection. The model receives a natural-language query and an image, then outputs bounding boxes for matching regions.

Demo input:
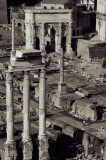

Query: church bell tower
[96,0,106,42]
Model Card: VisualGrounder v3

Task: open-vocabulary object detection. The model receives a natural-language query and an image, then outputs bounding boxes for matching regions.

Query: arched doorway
[35,37,40,50]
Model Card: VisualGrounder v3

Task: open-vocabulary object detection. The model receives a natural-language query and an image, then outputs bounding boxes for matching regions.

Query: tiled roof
[41,0,72,4]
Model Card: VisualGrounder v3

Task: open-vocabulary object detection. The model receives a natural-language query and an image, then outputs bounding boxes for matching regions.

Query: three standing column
[22,71,33,160]
[5,72,17,160]
[39,69,49,160]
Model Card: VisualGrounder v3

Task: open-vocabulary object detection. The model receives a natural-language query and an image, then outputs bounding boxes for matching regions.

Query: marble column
[39,69,49,160]
[82,132,89,157]
[68,21,73,55]
[12,19,15,54]
[25,21,34,50]
[55,34,58,53]
[41,23,45,51]
[11,19,16,66]
[60,51,64,83]
[58,50,66,94]
[4,72,17,160]
[58,23,62,52]
[25,11,34,50]
[22,71,33,160]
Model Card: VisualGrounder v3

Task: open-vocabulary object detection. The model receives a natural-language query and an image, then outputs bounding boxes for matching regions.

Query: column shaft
[23,71,30,141]
[41,23,45,51]
[23,71,33,160]
[6,72,14,143]
[12,19,15,53]
[39,69,49,160]
[5,72,17,160]
[60,51,64,83]
[68,21,72,55]
[58,23,62,51]
[39,69,46,136]
[25,11,34,50]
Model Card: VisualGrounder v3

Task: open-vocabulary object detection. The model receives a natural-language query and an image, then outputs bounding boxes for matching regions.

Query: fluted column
[22,71,33,160]
[4,72,17,160]
[39,69,49,160]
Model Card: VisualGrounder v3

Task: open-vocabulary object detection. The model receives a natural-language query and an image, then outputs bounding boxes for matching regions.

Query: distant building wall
[0,0,8,24]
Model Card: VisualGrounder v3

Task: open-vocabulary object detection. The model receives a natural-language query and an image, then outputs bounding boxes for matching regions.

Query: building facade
[96,0,106,42]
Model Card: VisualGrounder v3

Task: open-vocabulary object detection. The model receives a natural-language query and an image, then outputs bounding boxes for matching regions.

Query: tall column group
[4,68,49,160]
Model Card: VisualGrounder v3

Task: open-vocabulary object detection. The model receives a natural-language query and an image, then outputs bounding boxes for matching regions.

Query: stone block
[71,99,97,121]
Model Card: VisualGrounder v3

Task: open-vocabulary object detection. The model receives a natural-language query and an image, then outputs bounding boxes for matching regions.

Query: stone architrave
[39,69,49,160]
[22,71,33,160]
[4,72,17,160]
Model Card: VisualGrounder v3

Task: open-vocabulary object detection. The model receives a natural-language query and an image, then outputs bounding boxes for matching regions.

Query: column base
[39,135,49,160]
[4,141,17,160]
[23,139,33,160]
[58,82,67,94]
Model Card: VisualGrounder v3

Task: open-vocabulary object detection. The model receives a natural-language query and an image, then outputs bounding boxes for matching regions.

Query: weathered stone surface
[23,140,33,160]
[4,142,17,160]
[70,99,97,121]
[39,136,49,160]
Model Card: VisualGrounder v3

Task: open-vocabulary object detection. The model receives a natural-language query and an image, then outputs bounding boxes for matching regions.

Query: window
[44,6,47,9]
[51,6,54,9]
